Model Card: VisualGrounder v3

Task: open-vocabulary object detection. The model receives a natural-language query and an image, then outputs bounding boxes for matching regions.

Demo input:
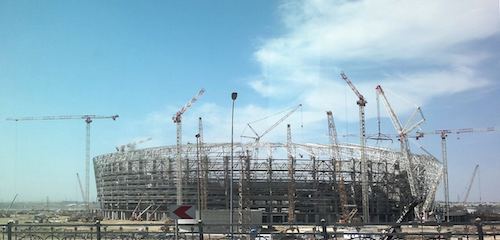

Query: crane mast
[327,111,350,223]
[198,117,208,210]
[441,131,450,222]
[415,126,495,221]
[326,111,342,169]
[172,88,205,205]
[7,114,119,210]
[85,117,91,208]
[286,124,296,224]
[340,72,369,223]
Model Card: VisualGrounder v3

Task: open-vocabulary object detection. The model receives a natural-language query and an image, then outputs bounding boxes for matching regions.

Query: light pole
[230,92,237,240]
[195,133,201,221]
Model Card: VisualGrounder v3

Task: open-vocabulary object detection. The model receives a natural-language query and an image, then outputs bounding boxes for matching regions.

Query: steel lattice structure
[93,142,442,224]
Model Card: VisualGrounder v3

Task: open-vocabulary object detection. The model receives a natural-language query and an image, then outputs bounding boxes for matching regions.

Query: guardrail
[1,220,499,240]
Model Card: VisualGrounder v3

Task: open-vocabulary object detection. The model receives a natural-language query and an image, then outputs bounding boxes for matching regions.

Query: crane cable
[240,104,303,140]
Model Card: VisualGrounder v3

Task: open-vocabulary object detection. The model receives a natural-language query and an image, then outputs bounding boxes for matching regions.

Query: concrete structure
[93,141,442,224]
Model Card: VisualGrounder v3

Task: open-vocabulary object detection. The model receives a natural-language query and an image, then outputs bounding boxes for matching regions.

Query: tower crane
[6,114,119,210]
[286,124,296,224]
[198,117,208,210]
[340,72,369,223]
[172,88,205,205]
[243,104,302,159]
[414,126,496,221]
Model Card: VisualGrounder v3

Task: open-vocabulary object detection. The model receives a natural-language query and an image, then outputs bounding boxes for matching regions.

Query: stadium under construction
[93,77,445,225]
[93,130,442,224]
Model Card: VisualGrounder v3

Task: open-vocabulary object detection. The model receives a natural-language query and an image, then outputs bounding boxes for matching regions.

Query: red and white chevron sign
[170,205,196,219]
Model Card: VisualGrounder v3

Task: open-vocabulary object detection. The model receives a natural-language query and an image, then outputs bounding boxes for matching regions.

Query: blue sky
[0,0,499,203]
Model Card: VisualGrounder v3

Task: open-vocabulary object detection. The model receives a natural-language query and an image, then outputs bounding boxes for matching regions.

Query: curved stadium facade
[93,142,442,224]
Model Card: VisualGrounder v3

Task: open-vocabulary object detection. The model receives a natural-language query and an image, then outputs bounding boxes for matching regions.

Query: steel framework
[94,141,441,223]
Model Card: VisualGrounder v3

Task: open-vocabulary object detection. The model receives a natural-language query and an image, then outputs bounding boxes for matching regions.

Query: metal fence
[1,220,499,240]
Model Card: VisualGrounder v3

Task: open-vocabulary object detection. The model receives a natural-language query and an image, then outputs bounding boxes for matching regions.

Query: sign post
[170,205,196,240]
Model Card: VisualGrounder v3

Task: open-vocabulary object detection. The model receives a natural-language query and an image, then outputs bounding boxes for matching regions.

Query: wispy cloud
[259,0,498,62]
[250,0,499,120]
[130,102,310,148]
[133,0,499,147]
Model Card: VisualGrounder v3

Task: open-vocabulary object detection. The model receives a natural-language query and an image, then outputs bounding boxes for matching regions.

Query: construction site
[2,2,499,239]
[92,73,449,225]
[94,140,442,224]
[5,72,495,227]
[2,72,498,240]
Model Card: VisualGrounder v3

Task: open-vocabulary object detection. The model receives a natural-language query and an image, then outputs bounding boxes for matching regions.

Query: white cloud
[248,80,279,97]
[132,102,312,148]
[384,67,489,103]
[263,0,499,62]
[249,0,498,121]
[134,0,499,148]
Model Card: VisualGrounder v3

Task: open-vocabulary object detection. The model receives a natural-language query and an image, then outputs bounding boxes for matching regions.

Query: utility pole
[230,92,238,240]
[195,133,201,220]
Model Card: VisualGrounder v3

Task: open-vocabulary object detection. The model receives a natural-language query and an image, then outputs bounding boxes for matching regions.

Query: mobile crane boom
[376,85,421,198]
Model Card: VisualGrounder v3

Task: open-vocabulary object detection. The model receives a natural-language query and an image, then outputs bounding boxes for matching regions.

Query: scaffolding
[93,142,442,223]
